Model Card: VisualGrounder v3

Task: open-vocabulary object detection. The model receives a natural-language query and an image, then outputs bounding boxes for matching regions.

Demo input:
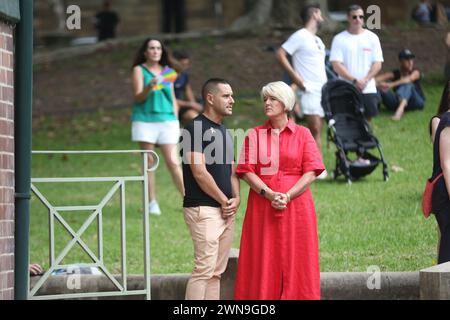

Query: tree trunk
[230,0,336,32]
[310,0,337,32]
[230,0,273,31]
[47,0,66,32]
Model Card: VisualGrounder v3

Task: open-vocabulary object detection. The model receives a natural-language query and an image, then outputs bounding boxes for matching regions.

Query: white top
[282,28,327,92]
[329,29,384,94]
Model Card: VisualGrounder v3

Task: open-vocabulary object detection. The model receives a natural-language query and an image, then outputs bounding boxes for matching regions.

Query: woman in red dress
[234,81,324,300]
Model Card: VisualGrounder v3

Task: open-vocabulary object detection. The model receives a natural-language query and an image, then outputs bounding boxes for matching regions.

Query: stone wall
[0,20,15,301]
[33,0,246,40]
[28,250,422,300]
[33,0,450,46]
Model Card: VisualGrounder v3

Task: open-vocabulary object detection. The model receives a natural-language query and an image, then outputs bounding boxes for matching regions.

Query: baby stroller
[321,79,389,184]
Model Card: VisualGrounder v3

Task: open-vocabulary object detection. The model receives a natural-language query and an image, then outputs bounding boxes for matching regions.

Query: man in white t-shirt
[276,3,328,179]
[330,4,384,121]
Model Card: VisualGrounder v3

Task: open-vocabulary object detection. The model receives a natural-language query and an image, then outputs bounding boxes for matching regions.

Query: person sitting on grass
[376,49,425,121]
[173,51,203,125]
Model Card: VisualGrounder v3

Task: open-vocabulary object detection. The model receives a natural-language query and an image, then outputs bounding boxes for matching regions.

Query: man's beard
[316,20,323,30]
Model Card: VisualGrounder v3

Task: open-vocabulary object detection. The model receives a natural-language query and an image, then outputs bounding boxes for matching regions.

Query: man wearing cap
[376,49,425,121]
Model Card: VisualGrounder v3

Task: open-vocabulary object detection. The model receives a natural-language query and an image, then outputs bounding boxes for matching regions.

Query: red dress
[234,119,324,300]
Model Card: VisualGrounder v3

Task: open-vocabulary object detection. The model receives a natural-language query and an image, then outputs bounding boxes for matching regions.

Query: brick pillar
[0,20,15,300]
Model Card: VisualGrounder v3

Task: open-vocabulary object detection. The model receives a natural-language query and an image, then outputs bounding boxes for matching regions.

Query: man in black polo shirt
[180,78,240,300]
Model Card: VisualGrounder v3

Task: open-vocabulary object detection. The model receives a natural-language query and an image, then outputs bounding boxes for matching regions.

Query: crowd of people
[125,3,450,301]
[31,2,449,301]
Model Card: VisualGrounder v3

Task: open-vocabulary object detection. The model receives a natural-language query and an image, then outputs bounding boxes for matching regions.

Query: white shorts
[132,120,180,145]
[298,89,324,118]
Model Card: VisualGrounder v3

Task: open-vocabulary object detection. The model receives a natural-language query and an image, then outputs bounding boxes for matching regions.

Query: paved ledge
[420,262,450,300]
[30,249,420,300]
[321,272,419,300]
[29,272,420,300]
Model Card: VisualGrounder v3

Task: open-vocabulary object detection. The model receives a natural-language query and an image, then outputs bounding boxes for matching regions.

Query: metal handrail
[28,150,159,300]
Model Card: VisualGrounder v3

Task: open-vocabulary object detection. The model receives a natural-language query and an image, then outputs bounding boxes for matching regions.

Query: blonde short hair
[261,81,296,112]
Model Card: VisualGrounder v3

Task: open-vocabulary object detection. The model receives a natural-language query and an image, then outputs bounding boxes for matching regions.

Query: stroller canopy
[321,79,365,120]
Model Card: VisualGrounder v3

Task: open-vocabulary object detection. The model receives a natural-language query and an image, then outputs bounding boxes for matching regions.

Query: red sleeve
[301,128,325,177]
[236,129,258,178]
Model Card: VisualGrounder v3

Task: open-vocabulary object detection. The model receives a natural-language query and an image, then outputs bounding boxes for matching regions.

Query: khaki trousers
[183,206,235,300]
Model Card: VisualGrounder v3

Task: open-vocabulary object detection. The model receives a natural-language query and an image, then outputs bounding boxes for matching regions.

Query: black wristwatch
[352,78,357,85]
[260,187,267,197]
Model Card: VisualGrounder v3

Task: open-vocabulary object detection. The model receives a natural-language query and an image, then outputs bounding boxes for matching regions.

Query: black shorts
[362,93,380,119]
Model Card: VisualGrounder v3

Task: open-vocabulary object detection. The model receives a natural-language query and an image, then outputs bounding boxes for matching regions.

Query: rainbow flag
[158,66,178,85]
[153,84,165,91]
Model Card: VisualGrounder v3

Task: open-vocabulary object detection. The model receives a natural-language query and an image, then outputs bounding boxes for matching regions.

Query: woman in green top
[131,38,184,215]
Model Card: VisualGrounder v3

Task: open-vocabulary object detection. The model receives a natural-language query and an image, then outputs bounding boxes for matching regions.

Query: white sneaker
[317,170,328,180]
[354,157,371,166]
[149,200,161,216]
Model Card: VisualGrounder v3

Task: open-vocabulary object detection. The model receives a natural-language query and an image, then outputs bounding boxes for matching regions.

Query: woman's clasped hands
[268,191,291,211]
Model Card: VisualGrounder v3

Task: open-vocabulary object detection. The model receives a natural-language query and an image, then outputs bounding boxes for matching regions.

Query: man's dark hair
[202,78,230,101]
[347,4,363,15]
[301,4,321,24]
[173,50,190,60]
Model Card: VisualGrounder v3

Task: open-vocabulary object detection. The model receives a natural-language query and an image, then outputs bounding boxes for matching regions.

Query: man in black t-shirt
[94,0,120,41]
[179,78,240,300]
[376,49,425,121]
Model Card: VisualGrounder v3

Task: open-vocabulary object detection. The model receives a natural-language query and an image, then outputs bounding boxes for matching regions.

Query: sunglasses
[352,15,365,20]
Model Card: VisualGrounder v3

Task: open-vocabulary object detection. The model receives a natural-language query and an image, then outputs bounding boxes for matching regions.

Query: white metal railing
[28,150,159,300]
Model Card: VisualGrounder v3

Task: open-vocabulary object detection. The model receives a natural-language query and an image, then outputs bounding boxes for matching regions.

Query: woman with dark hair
[131,38,184,215]
[430,80,450,142]
[431,80,450,264]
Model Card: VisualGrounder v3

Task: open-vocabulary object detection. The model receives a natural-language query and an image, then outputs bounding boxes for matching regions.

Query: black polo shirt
[180,114,234,208]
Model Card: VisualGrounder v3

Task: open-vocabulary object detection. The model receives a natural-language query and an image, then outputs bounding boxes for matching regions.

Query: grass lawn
[30,79,444,274]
